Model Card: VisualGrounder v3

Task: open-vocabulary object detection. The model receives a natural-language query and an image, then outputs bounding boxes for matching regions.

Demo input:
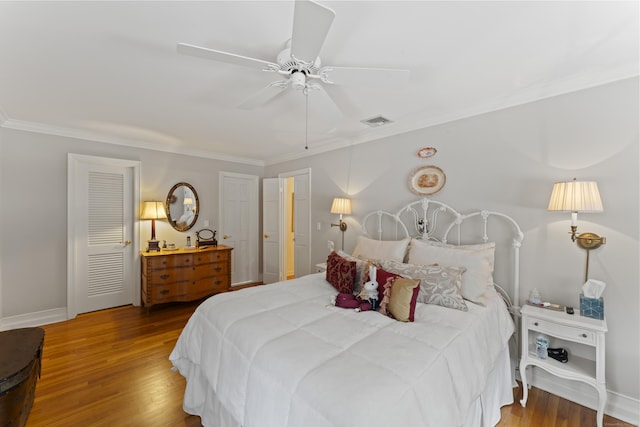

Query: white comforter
[170,273,514,427]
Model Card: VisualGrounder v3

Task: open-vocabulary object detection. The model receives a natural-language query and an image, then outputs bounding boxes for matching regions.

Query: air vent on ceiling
[361,115,393,127]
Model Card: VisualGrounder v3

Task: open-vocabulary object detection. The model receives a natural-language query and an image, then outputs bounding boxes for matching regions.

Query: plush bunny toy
[359,265,379,310]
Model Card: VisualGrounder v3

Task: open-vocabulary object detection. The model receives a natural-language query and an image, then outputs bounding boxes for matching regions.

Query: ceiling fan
[177,0,410,116]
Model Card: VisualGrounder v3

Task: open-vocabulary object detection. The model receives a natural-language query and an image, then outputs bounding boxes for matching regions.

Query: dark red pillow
[376,268,401,301]
[326,251,357,294]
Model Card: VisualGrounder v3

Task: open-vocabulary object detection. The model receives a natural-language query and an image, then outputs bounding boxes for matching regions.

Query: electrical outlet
[204,220,209,227]
[316,222,321,231]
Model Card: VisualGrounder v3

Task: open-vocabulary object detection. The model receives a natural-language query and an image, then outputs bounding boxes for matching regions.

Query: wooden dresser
[140,245,232,308]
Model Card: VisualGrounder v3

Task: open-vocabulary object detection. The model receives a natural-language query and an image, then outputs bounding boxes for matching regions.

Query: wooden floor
[25,302,633,427]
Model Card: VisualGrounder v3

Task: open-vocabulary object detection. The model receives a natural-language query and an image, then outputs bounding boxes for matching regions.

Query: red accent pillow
[376,268,401,301]
[326,251,356,293]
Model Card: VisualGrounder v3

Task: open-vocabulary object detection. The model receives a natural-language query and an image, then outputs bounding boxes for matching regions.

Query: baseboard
[524,368,640,425]
[0,307,68,331]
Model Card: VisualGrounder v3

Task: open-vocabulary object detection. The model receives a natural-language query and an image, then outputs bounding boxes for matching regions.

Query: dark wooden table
[0,328,44,427]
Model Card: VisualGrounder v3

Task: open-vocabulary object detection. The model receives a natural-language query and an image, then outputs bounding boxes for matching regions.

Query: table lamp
[141,201,167,252]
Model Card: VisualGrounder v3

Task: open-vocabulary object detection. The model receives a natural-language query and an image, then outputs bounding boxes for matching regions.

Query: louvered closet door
[73,160,134,314]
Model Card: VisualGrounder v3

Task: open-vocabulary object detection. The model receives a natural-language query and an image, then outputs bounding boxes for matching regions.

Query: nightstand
[315,262,327,273]
[519,304,608,427]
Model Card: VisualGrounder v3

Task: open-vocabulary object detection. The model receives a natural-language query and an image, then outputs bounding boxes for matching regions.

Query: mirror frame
[165,182,199,232]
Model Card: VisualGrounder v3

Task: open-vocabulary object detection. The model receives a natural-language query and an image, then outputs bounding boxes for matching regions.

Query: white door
[262,178,281,284]
[68,154,140,318]
[292,172,311,277]
[219,172,259,286]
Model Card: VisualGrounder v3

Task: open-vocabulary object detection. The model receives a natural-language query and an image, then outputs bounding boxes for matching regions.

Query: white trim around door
[67,154,140,319]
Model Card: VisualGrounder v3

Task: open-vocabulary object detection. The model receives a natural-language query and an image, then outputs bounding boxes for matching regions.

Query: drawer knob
[214,280,222,285]
[581,333,588,338]
[534,322,539,326]
[159,289,169,295]
[215,267,222,272]
[160,274,170,280]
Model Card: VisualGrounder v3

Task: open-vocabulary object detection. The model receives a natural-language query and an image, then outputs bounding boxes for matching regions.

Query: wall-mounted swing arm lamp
[547,178,606,282]
[141,201,167,252]
[330,197,352,250]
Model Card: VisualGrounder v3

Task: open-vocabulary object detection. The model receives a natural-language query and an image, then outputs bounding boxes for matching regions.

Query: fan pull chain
[305,91,309,150]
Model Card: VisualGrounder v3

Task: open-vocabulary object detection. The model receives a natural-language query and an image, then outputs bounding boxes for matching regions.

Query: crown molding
[0,118,265,167]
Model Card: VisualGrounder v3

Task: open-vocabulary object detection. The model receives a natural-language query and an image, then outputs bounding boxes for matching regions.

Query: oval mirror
[166,182,199,231]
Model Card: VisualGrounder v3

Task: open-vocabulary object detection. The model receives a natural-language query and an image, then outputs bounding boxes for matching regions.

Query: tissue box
[580,293,604,320]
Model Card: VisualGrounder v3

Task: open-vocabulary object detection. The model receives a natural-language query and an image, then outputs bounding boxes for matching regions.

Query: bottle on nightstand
[535,334,549,359]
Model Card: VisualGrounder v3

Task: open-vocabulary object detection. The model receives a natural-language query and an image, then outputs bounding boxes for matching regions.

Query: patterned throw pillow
[377,260,469,312]
[326,251,357,294]
[337,250,371,293]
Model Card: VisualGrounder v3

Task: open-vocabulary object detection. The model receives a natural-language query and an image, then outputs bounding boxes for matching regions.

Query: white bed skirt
[177,344,514,427]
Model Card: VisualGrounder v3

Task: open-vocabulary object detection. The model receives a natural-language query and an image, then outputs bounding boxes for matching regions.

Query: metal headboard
[361,197,524,315]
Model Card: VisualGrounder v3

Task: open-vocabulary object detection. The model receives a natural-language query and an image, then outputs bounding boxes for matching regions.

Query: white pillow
[352,236,410,263]
[407,238,495,305]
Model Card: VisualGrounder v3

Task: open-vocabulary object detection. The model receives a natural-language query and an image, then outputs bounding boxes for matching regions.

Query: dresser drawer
[192,250,228,265]
[527,316,595,345]
[146,262,228,283]
[145,254,194,270]
[145,268,189,285]
[152,277,228,302]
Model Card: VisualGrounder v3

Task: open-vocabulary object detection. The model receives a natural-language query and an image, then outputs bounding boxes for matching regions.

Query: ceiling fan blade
[237,81,289,110]
[306,84,343,126]
[320,67,410,86]
[290,0,335,63]
[177,43,278,70]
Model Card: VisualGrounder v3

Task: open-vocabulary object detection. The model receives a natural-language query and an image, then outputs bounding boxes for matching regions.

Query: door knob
[123,240,132,246]
[264,234,269,238]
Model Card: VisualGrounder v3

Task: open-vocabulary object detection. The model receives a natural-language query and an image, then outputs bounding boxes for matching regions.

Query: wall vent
[361,115,393,127]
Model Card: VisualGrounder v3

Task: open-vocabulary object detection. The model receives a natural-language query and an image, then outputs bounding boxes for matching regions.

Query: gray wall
[266,78,639,409]
[0,129,262,317]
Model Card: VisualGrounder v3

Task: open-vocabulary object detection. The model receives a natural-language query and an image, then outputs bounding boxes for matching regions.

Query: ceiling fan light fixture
[291,71,307,90]
[361,115,393,127]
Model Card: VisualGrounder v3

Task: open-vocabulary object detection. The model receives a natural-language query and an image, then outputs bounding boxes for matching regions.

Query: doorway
[284,177,295,279]
[219,172,259,286]
[67,154,140,318]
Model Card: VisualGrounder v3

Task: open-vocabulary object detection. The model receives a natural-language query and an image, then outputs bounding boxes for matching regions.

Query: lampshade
[330,197,352,215]
[547,179,603,213]
[140,201,167,220]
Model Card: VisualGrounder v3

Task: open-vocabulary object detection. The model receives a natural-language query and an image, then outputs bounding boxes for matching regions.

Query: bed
[170,198,524,427]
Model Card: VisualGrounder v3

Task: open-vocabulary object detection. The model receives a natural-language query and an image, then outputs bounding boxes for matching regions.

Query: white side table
[315,262,327,273]
[519,304,608,427]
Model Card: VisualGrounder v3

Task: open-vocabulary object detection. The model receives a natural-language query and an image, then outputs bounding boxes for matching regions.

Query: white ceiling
[0,1,637,165]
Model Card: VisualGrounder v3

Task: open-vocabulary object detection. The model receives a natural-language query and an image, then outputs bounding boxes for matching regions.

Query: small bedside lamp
[141,201,167,252]
[330,197,351,250]
[548,178,605,281]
